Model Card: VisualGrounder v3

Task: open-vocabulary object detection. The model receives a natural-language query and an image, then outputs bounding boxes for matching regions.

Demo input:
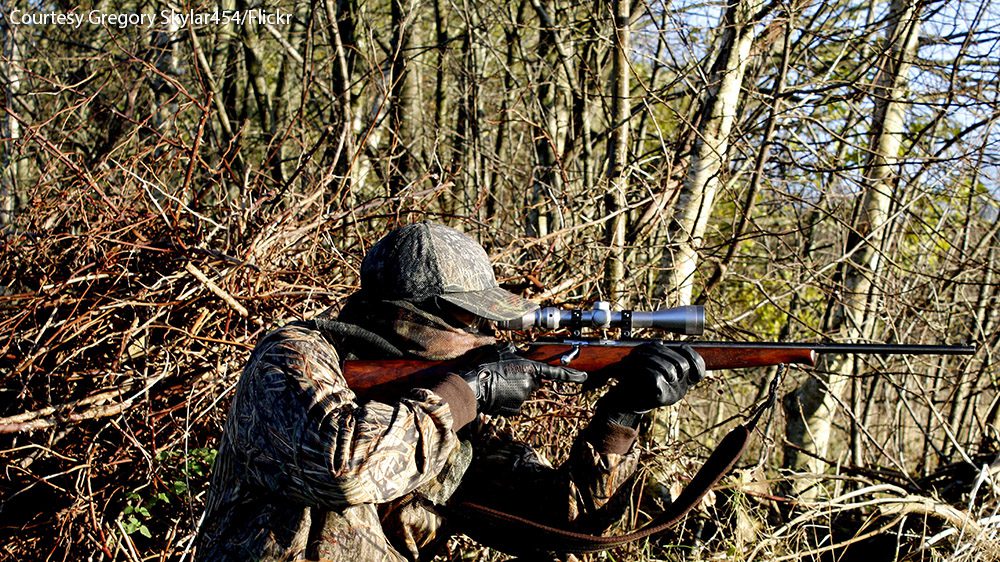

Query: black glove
[595,342,706,428]
[460,347,587,416]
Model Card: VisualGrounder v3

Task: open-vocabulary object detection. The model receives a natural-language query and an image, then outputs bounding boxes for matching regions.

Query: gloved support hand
[460,347,587,416]
[594,342,706,428]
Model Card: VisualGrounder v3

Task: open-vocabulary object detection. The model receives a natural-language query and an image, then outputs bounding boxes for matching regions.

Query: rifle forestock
[518,341,820,370]
[342,341,976,397]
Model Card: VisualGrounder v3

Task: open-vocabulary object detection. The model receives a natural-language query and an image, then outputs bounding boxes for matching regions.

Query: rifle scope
[498,301,705,336]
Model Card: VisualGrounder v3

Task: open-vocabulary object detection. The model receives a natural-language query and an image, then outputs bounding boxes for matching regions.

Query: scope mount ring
[621,310,633,337]
[571,309,583,337]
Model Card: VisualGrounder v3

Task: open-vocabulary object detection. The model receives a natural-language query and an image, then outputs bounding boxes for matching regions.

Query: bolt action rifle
[340,302,976,554]
[343,301,975,398]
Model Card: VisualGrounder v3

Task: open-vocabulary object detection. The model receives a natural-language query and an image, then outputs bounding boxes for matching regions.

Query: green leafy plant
[117,448,217,540]
[120,492,153,539]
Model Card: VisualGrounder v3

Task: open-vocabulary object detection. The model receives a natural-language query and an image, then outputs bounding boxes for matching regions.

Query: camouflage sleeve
[563,421,642,531]
[456,420,641,534]
[224,324,467,507]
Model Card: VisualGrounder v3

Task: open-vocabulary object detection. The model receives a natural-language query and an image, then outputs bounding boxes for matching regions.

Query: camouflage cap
[360,222,538,321]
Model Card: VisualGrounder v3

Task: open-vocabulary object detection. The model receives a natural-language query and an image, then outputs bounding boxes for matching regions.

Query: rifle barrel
[689,342,976,355]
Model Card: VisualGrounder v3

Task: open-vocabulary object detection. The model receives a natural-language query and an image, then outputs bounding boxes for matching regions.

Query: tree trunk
[239,0,273,136]
[488,2,527,226]
[270,3,311,185]
[603,0,630,305]
[449,0,483,218]
[783,0,922,498]
[187,0,244,201]
[432,0,449,192]
[324,0,359,202]
[527,0,561,238]
[697,15,791,303]
[1,16,23,225]
[389,0,418,194]
[578,22,596,199]
[646,0,762,448]
[656,0,761,307]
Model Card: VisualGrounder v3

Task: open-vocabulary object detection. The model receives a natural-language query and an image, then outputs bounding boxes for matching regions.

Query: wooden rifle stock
[342,340,974,398]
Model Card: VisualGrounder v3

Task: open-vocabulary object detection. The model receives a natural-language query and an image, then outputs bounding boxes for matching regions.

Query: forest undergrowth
[3,0,999,559]
[2,183,997,561]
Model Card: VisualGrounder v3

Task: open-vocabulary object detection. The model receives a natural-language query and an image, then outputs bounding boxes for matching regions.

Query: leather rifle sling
[451,423,750,553]
[449,367,785,554]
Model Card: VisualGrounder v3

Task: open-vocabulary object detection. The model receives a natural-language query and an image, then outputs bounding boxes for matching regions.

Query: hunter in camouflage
[194,222,705,561]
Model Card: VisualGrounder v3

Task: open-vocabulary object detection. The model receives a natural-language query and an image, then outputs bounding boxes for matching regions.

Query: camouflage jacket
[194,302,640,561]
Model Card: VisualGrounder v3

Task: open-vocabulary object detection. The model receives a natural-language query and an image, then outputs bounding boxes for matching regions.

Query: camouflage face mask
[337,296,496,361]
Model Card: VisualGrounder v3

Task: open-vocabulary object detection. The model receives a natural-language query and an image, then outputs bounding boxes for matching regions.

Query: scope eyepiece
[497,301,704,336]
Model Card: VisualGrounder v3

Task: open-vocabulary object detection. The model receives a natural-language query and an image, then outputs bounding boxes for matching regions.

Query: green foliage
[157,447,218,494]
[120,492,154,539]
[116,447,217,540]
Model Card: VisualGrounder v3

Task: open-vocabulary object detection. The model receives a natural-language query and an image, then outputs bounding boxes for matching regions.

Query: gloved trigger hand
[460,345,586,416]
